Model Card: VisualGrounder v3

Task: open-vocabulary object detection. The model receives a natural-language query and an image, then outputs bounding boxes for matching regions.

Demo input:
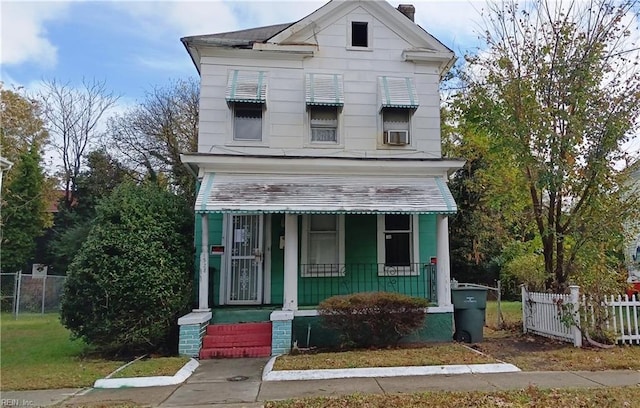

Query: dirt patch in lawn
[476,327,640,371]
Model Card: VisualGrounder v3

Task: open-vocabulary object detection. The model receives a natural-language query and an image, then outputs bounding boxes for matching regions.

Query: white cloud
[0,1,71,67]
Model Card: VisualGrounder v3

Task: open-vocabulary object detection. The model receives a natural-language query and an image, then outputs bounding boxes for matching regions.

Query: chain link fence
[0,271,66,316]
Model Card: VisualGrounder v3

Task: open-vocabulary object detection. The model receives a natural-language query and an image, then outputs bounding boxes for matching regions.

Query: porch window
[301,214,345,277]
[377,214,419,276]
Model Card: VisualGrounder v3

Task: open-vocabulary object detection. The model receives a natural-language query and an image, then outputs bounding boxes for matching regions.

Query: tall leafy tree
[450,0,640,291]
[1,86,52,272]
[1,146,50,272]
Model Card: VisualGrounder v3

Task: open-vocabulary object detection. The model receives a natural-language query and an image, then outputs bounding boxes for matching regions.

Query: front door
[226,214,264,304]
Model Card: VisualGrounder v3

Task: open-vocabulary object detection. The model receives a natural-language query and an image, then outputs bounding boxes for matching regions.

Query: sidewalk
[2,358,638,407]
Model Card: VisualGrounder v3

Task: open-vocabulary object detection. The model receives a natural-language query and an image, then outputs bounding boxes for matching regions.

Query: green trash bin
[451,287,488,343]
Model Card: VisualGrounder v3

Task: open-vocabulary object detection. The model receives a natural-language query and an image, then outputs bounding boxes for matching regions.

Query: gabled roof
[182,23,293,49]
[181,0,455,75]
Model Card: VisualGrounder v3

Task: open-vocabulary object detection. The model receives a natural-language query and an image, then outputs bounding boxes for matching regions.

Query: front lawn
[274,343,496,370]
[0,313,188,390]
[265,386,638,408]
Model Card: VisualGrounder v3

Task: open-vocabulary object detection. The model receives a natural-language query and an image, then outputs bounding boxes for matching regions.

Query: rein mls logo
[1,399,34,406]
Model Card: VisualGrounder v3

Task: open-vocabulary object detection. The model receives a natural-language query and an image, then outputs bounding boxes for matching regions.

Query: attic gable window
[347,17,372,50]
[351,22,368,47]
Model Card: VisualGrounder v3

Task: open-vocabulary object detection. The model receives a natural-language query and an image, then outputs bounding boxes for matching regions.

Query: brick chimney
[397,4,415,22]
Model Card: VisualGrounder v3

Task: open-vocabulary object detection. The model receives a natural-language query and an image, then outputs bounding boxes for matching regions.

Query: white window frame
[347,16,373,51]
[232,102,264,142]
[377,214,420,276]
[301,214,345,277]
[309,105,339,144]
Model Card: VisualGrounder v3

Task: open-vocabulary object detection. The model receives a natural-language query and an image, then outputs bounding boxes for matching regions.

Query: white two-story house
[177,0,464,358]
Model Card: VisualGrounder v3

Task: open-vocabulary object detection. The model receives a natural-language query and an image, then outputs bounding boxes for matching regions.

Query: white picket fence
[522,286,640,346]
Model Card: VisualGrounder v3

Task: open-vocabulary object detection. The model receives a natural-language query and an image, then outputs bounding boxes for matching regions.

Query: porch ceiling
[195,173,457,214]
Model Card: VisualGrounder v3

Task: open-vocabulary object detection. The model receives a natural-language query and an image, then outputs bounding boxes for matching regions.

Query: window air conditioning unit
[384,130,409,145]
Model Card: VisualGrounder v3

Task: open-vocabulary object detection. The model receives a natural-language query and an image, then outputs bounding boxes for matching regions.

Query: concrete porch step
[206,322,272,335]
[200,322,272,359]
[199,346,272,359]
[202,332,272,348]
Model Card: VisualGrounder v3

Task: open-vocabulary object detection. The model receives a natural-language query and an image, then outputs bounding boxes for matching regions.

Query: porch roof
[195,173,457,214]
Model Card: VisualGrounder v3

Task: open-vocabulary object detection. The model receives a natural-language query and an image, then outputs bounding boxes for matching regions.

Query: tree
[1,86,52,273]
[46,149,133,274]
[451,0,640,291]
[1,86,49,168]
[39,78,119,209]
[1,146,50,272]
[108,78,198,204]
[60,181,193,354]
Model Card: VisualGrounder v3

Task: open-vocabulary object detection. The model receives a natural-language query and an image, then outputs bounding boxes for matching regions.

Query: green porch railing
[298,263,437,307]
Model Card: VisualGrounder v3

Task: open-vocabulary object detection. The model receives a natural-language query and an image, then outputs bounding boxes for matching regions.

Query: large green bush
[60,181,193,354]
[318,292,429,348]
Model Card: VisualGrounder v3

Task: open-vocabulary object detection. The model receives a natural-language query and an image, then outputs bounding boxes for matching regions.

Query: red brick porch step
[199,322,272,359]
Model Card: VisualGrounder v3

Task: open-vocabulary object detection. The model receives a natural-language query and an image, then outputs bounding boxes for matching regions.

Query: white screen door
[226,214,263,304]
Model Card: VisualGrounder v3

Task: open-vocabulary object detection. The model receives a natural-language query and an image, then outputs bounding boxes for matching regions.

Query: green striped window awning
[226,70,267,103]
[379,76,419,109]
[305,73,344,106]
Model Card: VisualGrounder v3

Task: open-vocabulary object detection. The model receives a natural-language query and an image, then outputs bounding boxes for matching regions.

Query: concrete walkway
[3,359,638,407]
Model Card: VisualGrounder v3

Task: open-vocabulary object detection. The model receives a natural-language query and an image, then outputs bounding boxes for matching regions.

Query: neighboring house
[0,156,13,193]
[177,0,464,358]
[626,165,640,296]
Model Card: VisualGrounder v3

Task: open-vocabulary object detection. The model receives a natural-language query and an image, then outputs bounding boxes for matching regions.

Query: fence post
[15,270,22,318]
[41,275,47,314]
[497,280,503,329]
[521,285,527,334]
[569,285,582,347]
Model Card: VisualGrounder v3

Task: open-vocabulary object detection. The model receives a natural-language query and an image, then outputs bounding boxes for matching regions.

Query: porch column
[283,214,299,311]
[436,215,452,307]
[196,213,210,311]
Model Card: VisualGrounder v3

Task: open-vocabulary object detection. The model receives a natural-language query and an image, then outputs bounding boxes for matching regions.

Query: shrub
[318,292,429,348]
[60,181,193,355]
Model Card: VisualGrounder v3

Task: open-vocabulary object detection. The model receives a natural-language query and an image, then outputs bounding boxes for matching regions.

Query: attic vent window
[351,22,368,47]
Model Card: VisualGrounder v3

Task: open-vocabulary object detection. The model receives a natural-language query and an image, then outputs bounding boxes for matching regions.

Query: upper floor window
[383,108,410,145]
[306,73,344,144]
[351,22,368,47]
[226,70,267,142]
[234,103,262,141]
[310,106,338,143]
[378,76,419,147]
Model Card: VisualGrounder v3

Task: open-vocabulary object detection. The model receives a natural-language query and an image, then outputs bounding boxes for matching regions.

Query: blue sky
[1,0,638,159]
[0,0,485,105]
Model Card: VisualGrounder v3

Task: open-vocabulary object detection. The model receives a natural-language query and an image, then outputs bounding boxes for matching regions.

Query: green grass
[0,313,122,390]
[274,343,497,370]
[265,386,639,408]
[0,313,188,390]
[485,300,522,330]
[112,356,190,378]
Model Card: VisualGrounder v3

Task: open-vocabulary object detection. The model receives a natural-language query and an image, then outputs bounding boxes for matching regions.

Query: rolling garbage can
[451,285,488,343]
